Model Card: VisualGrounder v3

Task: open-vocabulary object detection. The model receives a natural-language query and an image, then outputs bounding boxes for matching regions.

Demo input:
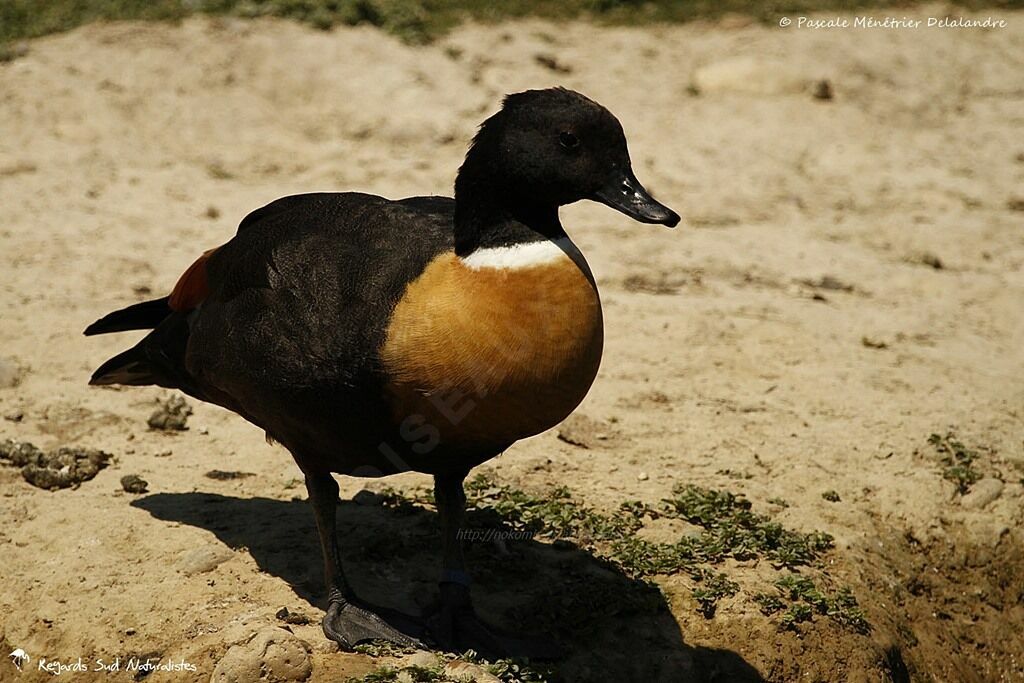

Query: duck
[85,87,679,656]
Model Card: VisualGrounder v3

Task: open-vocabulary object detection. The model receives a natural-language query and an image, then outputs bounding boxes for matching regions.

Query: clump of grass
[928,432,981,494]
[658,484,835,570]
[448,477,833,578]
[228,0,434,43]
[752,591,785,615]
[692,570,739,618]
[754,574,870,634]
[463,475,646,543]
[826,586,870,632]
[381,475,863,631]
[3,0,1019,51]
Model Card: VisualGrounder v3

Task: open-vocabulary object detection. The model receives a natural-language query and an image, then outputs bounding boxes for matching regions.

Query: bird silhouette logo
[8,648,30,671]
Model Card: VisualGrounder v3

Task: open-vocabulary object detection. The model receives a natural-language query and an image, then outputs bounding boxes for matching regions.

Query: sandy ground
[1,4,1023,682]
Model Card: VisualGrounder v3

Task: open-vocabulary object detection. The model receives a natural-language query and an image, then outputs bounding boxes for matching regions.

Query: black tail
[84,297,172,336]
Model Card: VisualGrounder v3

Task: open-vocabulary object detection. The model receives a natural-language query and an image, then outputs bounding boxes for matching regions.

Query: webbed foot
[323,595,426,650]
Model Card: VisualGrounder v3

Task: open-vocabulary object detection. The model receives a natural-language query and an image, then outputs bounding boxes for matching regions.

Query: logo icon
[9,648,30,671]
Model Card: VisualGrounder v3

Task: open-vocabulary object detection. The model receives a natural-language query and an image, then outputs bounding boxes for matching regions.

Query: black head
[455,88,679,230]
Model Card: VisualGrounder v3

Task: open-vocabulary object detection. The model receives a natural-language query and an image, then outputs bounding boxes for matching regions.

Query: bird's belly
[380,247,603,453]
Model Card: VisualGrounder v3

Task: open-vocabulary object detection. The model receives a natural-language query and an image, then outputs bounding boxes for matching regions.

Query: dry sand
[1,5,1023,681]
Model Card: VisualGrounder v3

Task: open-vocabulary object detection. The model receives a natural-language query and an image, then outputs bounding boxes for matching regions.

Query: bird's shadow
[133,491,765,682]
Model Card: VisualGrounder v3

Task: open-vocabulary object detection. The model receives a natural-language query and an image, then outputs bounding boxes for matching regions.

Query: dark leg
[306,472,424,649]
[429,472,558,659]
[429,471,499,652]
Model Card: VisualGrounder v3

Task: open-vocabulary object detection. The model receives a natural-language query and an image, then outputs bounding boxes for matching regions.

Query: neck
[453,174,564,256]
[453,120,567,255]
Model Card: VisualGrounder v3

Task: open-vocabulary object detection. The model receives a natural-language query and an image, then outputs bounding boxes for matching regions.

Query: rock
[120,474,149,494]
[0,357,25,388]
[275,607,311,625]
[637,472,649,481]
[177,545,234,576]
[405,650,440,669]
[249,627,312,682]
[148,395,193,431]
[352,489,385,506]
[444,660,500,683]
[692,57,817,96]
[216,611,271,646]
[905,251,944,270]
[211,642,261,683]
[6,443,113,490]
[557,414,621,449]
[0,439,44,466]
[812,79,833,100]
[960,478,1004,510]
[205,470,255,481]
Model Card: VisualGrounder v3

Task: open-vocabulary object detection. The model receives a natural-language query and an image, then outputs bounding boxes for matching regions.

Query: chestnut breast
[380,238,604,452]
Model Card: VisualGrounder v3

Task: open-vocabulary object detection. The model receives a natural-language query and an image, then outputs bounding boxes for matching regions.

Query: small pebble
[405,650,440,668]
[812,79,833,100]
[637,472,649,481]
[557,413,621,449]
[961,478,1004,510]
[148,395,193,431]
[275,607,311,625]
[120,474,149,494]
[352,489,385,506]
[444,660,500,683]
[205,470,255,481]
[178,545,234,576]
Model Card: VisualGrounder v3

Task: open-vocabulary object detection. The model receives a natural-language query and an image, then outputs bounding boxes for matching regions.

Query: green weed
[4,0,1023,50]
[378,475,866,633]
[928,432,982,494]
[761,574,870,634]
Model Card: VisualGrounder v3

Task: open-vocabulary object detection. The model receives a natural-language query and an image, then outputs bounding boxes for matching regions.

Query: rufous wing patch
[169,247,219,312]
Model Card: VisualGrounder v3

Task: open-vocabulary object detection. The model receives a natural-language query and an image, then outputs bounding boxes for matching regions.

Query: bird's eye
[559,131,580,149]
